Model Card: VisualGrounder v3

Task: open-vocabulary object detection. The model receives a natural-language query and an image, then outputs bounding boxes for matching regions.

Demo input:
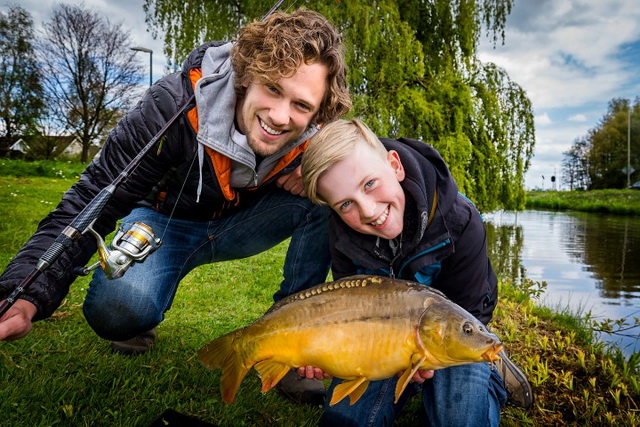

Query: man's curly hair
[231,8,351,124]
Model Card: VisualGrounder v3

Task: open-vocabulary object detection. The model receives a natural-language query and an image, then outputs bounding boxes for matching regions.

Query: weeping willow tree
[143,0,534,211]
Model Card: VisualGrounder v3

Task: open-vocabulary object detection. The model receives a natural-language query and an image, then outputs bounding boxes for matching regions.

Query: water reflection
[484,210,640,355]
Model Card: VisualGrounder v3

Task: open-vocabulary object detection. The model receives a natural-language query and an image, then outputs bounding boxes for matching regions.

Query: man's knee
[83,282,164,341]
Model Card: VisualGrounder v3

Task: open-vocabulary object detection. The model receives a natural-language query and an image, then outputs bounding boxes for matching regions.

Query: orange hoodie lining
[187,67,308,201]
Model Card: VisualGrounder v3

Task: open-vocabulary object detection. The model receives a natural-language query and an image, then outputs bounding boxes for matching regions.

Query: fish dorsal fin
[330,377,369,406]
[254,360,292,393]
[394,354,427,403]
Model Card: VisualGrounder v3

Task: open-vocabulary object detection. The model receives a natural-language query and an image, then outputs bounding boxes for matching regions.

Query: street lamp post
[130,46,153,87]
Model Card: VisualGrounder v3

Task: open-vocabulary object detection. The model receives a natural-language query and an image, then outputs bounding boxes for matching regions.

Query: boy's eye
[339,200,352,211]
[364,179,375,189]
[266,85,279,94]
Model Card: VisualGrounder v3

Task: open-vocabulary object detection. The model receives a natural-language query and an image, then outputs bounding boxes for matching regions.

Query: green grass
[0,175,639,426]
[526,189,640,215]
[0,158,87,179]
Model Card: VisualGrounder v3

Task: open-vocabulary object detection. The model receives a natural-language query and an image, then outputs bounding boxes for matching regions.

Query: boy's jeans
[83,188,331,341]
[321,363,507,427]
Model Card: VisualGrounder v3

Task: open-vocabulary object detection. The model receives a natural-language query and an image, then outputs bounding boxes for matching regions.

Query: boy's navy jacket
[329,137,498,325]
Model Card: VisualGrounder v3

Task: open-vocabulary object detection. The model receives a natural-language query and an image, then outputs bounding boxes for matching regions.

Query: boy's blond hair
[302,118,388,205]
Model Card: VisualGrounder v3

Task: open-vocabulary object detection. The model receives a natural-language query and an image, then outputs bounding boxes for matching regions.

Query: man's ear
[387,150,405,182]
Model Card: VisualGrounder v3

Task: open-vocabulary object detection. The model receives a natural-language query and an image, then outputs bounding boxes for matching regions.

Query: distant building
[4,135,101,160]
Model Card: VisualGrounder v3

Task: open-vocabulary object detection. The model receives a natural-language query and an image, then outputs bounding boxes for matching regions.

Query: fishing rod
[0,0,286,319]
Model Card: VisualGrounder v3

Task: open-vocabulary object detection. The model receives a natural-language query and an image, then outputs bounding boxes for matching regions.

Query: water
[484,209,640,356]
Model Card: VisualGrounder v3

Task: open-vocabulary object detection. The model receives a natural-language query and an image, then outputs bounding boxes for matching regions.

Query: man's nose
[268,101,290,127]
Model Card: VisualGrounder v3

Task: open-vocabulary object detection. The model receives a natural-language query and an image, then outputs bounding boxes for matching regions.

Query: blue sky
[478,0,640,189]
[5,0,640,190]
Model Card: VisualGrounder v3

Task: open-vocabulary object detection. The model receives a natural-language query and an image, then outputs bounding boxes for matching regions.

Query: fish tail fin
[198,330,251,404]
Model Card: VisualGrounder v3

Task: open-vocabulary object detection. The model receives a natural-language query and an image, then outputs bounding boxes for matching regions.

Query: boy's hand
[297,366,435,384]
[0,299,36,341]
[276,166,306,197]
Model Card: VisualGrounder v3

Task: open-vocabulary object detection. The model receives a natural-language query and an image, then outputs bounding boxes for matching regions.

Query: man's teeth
[369,208,389,226]
[260,119,284,135]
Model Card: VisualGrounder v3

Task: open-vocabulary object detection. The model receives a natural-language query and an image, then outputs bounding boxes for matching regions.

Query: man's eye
[296,102,311,112]
[364,180,375,189]
[266,85,279,94]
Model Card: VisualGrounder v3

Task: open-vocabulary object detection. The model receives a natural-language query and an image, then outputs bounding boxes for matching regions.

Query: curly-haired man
[0,7,350,404]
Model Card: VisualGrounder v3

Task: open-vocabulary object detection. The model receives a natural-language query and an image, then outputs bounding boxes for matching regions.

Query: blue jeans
[321,363,507,427]
[82,189,331,341]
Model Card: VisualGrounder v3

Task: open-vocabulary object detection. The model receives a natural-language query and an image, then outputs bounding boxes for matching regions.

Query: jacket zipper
[396,238,451,278]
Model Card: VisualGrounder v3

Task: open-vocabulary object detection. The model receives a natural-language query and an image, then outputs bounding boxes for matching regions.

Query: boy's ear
[387,150,405,182]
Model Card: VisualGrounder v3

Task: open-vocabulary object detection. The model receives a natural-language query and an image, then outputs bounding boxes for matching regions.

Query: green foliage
[0,6,45,144]
[143,0,534,212]
[573,97,640,190]
[526,189,640,215]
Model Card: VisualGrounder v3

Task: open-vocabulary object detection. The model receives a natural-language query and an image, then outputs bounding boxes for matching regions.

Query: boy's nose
[359,199,377,220]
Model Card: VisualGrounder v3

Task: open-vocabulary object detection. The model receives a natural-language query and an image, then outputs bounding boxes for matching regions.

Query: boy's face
[318,141,406,240]
[235,62,328,157]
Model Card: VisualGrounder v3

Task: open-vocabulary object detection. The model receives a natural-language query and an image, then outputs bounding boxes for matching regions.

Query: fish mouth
[481,343,504,364]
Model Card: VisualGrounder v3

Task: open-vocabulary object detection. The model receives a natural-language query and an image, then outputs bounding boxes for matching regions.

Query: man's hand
[276,166,306,197]
[297,365,333,380]
[297,365,435,384]
[398,369,435,384]
[0,299,37,341]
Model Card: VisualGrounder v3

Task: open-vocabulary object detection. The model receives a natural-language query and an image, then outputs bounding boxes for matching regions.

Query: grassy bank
[526,189,640,215]
[1,176,639,425]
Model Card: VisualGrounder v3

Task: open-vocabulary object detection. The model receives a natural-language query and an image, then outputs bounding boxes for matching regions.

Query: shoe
[275,369,325,406]
[110,328,157,355]
[496,350,534,409]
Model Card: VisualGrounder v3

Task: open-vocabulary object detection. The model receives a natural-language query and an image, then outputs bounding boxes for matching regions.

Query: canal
[484,209,640,356]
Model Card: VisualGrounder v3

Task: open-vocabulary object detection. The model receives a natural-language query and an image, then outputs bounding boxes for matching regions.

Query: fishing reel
[76,222,162,279]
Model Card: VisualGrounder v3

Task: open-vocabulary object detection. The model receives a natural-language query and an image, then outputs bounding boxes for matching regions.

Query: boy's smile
[318,141,406,239]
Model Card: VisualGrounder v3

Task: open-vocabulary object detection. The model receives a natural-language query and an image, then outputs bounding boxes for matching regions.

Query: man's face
[318,141,406,240]
[235,62,328,157]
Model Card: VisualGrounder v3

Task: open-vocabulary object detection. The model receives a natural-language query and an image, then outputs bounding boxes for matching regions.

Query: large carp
[198,275,502,406]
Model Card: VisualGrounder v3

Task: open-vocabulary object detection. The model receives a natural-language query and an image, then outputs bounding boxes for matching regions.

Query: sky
[4,0,640,190]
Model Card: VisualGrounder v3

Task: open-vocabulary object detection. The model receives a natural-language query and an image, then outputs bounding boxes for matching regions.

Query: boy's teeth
[369,208,389,226]
[260,119,284,135]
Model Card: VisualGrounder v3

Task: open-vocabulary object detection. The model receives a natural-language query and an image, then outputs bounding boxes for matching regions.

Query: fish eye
[462,322,474,335]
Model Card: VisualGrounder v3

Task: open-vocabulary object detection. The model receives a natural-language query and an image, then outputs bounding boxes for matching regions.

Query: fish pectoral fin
[330,377,368,406]
[349,379,371,405]
[394,355,427,404]
[254,360,292,393]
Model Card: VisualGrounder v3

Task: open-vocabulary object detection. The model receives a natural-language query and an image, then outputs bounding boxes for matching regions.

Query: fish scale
[198,275,503,405]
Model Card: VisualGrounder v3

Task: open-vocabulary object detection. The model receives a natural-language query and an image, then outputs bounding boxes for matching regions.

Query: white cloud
[568,114,587,122]
[535,113,553,125]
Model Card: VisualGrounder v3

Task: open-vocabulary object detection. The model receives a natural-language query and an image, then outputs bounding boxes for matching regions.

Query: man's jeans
[321,363,507,427]
[83,189,331,341]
